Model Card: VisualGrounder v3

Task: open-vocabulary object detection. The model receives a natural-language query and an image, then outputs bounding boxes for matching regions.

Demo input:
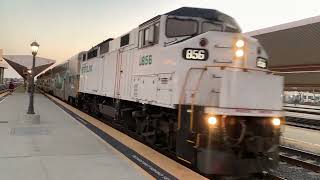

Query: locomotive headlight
[272,118,281,126]
[208,116,218,126]
[235,39,245,48]
[235,49,244,57]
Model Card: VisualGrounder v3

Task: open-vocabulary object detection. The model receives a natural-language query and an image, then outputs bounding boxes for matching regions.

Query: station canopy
[0,49,8,69]
[3,55,55,79]
[245,15,320,91]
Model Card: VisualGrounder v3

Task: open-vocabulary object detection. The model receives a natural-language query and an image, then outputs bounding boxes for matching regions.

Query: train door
[115,34,134,101]
[114,50,134,100]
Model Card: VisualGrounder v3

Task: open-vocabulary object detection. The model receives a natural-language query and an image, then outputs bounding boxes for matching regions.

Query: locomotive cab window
[166,18,197,37]
[202,22,223,33]
[217,14,241,33]
[143,28,150,46]
[139,22,160,48]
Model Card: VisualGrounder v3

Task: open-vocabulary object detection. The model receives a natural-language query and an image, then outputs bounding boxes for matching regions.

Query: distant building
[0,49,8,84]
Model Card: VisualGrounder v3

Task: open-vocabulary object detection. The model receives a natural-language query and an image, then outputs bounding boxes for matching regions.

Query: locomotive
[37,7,284,177]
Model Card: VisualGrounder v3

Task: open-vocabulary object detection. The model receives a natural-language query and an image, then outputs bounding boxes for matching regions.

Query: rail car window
[166,18,197,37]
[87,49,97,60]
[120,34,130,47]
[202,22,223,33]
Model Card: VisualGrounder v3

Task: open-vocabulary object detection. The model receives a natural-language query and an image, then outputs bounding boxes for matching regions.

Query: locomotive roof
[96,38,113,48]
[89,38,114,51]
[165,7,225,21]
[140,7,234,27]
[90,7,235,51]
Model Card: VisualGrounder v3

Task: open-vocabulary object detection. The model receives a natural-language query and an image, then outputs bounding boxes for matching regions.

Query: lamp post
[27,41,39,114]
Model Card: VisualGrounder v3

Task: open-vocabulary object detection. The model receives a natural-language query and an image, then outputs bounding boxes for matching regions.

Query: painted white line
[0,94,9,104]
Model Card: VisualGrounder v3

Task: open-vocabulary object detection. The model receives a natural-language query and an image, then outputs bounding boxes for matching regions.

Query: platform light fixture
[27,41,40,115]
[31,41,39,56]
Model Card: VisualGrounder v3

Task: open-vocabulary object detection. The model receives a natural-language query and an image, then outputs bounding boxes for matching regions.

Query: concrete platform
[281,125,320,154]
[0,88,149,180]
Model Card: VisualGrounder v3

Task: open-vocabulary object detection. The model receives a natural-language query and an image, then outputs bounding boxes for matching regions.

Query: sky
[1,0,319,78]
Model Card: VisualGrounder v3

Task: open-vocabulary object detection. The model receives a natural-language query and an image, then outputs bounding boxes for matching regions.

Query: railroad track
[285,117,320,130]
[265,173,287,180]
[284,106,320,130]
[264,145,320,180]
[0,89,8,94]
[279,145,320,173]
[0,89,9,102]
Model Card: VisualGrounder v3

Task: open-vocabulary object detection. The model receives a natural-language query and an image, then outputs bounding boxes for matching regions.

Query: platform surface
[0,88,148,180]
[282,125,320,154]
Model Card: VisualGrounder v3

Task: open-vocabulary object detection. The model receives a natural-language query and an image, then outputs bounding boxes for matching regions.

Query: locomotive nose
[202,32,246,64]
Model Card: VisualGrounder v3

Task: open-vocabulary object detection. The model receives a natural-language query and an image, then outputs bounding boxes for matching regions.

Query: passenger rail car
[38,52,86,104]
[38,7,284,177]
[37,69,53,94]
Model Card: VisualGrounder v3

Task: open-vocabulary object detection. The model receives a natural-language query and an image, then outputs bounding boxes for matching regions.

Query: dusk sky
[1,0,319,78]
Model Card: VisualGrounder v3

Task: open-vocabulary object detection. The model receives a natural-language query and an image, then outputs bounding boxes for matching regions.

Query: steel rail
[279,145,320,173]
[265,173,287,180]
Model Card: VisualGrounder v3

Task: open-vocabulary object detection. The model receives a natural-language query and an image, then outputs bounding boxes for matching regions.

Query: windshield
[166,15,241,38]
[217,14,241,33]
[202,22,223,33]
[166,18,198,37]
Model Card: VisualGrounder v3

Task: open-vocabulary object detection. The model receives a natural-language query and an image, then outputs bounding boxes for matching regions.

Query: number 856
[186,49,205,60]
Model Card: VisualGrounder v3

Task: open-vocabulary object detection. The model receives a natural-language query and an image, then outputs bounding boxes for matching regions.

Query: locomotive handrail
[177,67,206,130]
[204,64,274,74]
[177,65,275,131]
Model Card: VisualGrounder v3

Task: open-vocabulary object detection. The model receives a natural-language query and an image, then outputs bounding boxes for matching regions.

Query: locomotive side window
[87,49,97,60]
[100,41,110,54]
[120,34,130,47]
[202,22,223,33]
[143,28,150,46]
[166,18,197,37]
[82,54,86,61]
[139,22,160,48]
[154,23,160,43]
